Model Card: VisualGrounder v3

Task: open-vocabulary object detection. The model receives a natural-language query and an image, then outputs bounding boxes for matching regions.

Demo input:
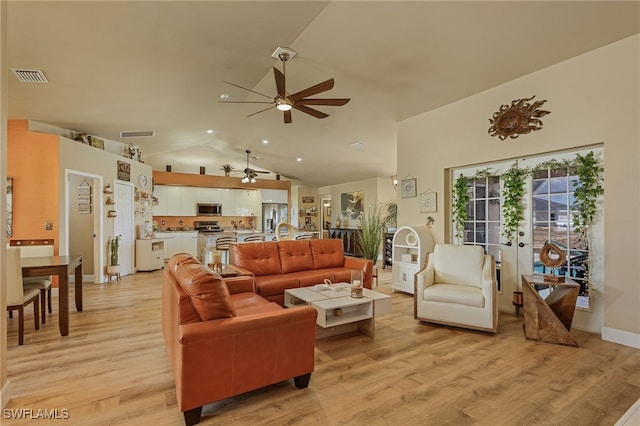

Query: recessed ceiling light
[296,157,303,162]
[219,94,229,101]
[351,140,366,147]
[262,139,269,144]
[206,129,213,134]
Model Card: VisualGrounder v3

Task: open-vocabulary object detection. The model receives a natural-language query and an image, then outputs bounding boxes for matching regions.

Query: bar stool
[215,237,237,266]
[243,235,265,243]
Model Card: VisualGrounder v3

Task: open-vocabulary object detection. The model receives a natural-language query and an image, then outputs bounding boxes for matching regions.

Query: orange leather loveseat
[229,238,374,306]
[162,253,317,425]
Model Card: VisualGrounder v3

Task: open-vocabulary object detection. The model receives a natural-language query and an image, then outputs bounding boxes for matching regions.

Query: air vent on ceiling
[11,69,48,83]
[119,130,155,138]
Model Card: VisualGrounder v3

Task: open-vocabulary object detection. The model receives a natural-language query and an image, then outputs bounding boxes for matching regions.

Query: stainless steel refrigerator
[262,203,288,232]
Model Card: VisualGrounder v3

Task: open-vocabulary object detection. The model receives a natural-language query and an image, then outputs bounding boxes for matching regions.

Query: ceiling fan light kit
[221,46,350,123]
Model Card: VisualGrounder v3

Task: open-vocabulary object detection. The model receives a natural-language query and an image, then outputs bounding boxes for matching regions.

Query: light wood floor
[5,267,640,425]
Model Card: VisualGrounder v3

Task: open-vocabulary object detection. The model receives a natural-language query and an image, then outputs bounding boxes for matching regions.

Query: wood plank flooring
[5,267,640,425]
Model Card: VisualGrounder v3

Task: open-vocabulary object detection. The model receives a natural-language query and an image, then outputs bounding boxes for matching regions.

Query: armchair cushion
[423,283,485,308]
[174,263,236,321]
[433,244,485,288]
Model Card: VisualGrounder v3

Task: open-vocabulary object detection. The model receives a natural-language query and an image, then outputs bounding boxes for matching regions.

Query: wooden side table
[521,274,579,347]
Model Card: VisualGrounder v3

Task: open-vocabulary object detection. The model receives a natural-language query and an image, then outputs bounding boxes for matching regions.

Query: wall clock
[138,174,148,187]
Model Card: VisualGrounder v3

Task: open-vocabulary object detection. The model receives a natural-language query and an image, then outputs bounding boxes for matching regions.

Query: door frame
[64,169,103,283]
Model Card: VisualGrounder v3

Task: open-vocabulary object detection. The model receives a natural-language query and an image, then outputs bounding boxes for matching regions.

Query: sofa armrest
[226,264,254,277]
[224,276,256,294]
[414,253,435,301]
[343,257,374,289]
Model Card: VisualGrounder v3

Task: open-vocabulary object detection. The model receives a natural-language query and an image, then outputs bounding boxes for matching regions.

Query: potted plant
[107,235,120,275]
[355,203,385,267]
[221,164,234,176]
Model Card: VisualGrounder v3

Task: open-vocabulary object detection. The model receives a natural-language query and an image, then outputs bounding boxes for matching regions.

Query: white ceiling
[7,1,640,187]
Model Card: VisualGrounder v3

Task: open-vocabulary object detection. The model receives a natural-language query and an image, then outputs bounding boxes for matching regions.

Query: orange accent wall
[7,120,60,255]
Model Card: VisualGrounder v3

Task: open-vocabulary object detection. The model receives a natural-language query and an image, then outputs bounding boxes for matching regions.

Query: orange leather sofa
[162,253,317,425]
[229,238,374,306]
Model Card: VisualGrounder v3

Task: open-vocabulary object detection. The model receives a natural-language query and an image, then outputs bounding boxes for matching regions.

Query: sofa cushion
[288,269,336,287]
[423,283,485,308]
[255,275,300,297]
[230,293,283,316]
[323,267,353,285]
[174,263,236,321]
[231,241,282,276]
[168,252,200,274]
[278,240,314,274]
[433,244,485,288]
[310,239,345,269]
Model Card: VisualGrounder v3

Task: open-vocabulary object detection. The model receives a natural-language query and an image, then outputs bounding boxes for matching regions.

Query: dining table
[21,255,83,336]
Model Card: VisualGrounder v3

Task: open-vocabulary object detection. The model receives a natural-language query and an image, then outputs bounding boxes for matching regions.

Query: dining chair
[11,239,54,324]
[6,246,41,345]
[215,236,237,265]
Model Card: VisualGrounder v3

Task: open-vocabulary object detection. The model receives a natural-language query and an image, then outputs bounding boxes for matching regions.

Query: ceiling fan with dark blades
[220,47,350,124]
[240,149,270,183]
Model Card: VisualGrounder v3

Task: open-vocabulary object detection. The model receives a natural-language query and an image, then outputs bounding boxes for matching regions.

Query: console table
[521,274,579,347]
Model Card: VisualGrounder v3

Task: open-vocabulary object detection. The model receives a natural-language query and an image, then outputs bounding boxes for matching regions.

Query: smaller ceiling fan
[220,47,350,124]
[240,150,270,183]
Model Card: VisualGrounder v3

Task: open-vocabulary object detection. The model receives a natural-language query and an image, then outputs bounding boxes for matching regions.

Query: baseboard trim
[1,378,12,410]
[602,327,640,349]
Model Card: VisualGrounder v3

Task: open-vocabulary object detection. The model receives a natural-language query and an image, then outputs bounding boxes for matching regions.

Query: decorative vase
[335,218,341,228]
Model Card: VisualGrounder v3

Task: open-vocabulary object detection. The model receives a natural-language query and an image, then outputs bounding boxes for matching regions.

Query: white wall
[55,130,153,282]
[397,35,640,343]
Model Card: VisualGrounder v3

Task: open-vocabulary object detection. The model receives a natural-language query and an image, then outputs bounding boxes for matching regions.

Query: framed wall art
[341,191,363,219]
[420,189,437,213]
[401,176,417,198]
[118,160,131,181]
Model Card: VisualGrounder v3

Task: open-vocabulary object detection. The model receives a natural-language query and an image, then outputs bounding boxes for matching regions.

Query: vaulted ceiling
[7,1,640,186]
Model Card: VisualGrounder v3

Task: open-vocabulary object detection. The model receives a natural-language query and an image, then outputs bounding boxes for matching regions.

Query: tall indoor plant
[355,203,385,265]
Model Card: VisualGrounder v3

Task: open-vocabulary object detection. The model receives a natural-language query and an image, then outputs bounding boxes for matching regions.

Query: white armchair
[414,244,498,333]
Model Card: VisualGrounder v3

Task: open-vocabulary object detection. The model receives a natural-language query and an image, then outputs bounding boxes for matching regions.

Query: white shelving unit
[136,239,165,271]
[391,226,435,294]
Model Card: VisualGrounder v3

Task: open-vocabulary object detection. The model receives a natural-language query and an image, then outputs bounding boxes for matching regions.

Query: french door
[453,148,602,312]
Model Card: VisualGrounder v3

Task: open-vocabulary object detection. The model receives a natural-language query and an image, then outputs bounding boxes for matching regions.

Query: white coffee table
[284,283,392,338]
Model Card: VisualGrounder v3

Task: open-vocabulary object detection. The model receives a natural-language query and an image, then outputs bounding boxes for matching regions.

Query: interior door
[114,182,134,276]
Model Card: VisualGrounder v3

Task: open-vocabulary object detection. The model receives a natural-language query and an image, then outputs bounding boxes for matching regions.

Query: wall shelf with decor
[391,226,434,294]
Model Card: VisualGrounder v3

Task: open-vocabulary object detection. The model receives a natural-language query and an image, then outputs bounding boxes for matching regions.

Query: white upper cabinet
[196,187,221,204]
[153,185,168,216]
[180,187,197,216]
[260,189,288,204]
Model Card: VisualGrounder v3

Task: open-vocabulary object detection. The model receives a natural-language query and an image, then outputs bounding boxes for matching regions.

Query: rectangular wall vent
[11,69,48,83]
[119,130,155,138]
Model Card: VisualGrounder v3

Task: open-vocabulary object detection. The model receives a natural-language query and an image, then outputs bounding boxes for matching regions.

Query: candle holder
[350,270,363,298]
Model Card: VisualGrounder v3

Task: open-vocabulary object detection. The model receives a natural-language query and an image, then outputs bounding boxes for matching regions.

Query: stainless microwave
[197,203,222,216]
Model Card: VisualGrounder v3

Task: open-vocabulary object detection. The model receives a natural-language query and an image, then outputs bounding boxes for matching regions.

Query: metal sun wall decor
[488,95,550,140]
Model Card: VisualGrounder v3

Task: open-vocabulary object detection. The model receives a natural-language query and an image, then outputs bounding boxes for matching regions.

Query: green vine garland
[572,151,604,240]
[452,174,470,239]
[501,162,529,242]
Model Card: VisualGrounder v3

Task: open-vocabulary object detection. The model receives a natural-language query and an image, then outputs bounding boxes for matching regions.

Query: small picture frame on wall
[117,160,131,182]
[401,177,417,198]
[420,189,437,213]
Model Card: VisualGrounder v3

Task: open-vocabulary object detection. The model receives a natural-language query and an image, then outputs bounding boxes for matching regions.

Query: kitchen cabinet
[155,185,197,216]
[153,185,168,216]
[260,189,288,204]
[155,231,198,260]
[136,239,164,271]
[180,187,197,216]
[391,226,434,294]
[196,187,221,204]
[235,189,259,216]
